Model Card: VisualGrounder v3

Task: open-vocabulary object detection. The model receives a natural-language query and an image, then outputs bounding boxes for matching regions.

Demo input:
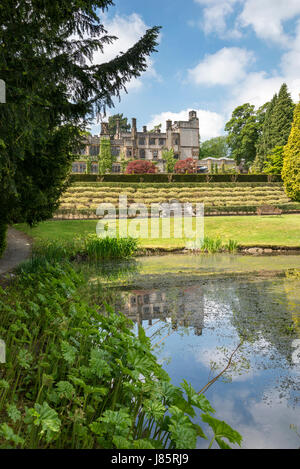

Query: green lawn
[15,214,300,248]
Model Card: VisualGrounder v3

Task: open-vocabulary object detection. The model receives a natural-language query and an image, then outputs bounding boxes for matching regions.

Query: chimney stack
[189,110,197,121]
[166,120,172,131]
[131,118,137,139]
[101,122,109,136]
[143,125,147,133]
[115,118,120,139]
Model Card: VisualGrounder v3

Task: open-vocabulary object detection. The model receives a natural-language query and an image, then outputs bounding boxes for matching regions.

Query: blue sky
[89,0,300,141]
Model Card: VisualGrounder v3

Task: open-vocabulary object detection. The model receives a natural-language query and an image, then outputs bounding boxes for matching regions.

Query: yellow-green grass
[15,214,300,249]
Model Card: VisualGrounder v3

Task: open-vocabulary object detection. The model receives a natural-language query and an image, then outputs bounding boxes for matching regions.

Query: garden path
[0,228,32,277]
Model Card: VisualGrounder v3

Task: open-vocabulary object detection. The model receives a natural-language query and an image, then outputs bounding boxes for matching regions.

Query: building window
[138,137,146,145]
[111,146,120,157]
[173,137,179,146]
[140,149,146,159]
[112,165,121,173]
[73,162,87,173]
[91,163,98,174]
[174,154,179,160]
[159,138,166,146]
[143,295,150,304]
[89,145,100,156]
[130,296,137,306]
[126,149,132,157]
[149,138,156,145]
[153,150,158,159]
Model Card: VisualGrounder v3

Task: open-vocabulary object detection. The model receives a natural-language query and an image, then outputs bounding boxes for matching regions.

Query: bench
[257,205,282,216]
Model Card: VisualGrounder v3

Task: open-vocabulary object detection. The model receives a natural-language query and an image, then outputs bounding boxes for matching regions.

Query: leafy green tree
[199,136,229,159]
[149,124,162,133]
[162,148,176,173]
[0,0,160,231]
[263,146,284,175]
[98,138,115,174]
[225,104,259,168]
[282,101,300,201]
[119,152,132,173]
[108,114,131,138]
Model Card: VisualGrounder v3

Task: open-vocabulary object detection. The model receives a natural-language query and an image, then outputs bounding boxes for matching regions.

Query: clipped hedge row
[0,223,7,258]
[71,181,283,189]
[71,174,283,183]
[54,203,300,219]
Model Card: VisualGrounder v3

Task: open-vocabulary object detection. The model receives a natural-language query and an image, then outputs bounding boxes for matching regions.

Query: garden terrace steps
[56,182,299,218]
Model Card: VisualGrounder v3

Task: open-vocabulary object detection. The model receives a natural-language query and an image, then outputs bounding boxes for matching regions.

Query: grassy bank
[15,214,300,249]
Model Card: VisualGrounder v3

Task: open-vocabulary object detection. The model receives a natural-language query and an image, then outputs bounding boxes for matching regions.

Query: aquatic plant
[16,236,139,270]
[200,237,238,253]
[0,262,242,449]
[84,235,139,261]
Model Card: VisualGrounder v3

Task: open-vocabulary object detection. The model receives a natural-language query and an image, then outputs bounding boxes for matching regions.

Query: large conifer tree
[269,83,295,149]
[0,1,160,230]
[253,95,278,171]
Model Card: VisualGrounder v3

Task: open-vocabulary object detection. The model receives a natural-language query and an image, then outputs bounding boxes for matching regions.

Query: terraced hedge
[56,182,300,218]
[71,174,282,183]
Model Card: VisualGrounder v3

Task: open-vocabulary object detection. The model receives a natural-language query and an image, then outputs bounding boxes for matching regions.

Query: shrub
[0,223,7,258]
[282,101,300,201]
[263,146,284,175]
[126,160,157,174]
[70,173,283,183]
[174,158,197,174]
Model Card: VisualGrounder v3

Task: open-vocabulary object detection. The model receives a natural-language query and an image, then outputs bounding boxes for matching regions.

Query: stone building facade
[72,110,200,173]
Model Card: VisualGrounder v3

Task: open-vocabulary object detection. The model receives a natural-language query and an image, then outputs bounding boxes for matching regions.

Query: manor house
[72,110,200,173]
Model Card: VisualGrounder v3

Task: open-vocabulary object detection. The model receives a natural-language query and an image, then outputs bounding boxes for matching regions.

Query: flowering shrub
[126,160,157,174]
[174,158,197,174]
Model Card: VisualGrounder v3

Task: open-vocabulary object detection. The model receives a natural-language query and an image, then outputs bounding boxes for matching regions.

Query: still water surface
[94,254,300,449]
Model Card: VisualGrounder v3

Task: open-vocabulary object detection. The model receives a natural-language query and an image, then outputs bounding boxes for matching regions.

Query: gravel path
[0,227,32,276]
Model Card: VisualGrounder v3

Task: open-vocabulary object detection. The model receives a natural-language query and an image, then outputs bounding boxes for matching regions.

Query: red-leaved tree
[174,158,197,174]
[126,160,157,174]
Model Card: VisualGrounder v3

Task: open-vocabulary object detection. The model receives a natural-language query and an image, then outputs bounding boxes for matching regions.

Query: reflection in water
[120,287,204,336]
[92,255,300,448]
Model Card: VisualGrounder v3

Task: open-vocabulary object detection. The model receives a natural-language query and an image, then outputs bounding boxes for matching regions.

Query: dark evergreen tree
[252,84,294,172]
[269,83,295,149]
[108,114,131,138]
[0,0,160,229]
[253,98,277,171]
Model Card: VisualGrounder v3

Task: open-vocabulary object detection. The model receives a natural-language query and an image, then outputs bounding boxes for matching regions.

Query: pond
[90,254,300,449]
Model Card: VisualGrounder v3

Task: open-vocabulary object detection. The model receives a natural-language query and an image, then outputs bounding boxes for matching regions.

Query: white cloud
[225,71,300,115]
[194,0,300,45]
[194,0,241,37]
[147,108,225,141]
[188,47,254,86]
[210,391,300,449]
[280,19,300,79]
[238,0,300,46]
